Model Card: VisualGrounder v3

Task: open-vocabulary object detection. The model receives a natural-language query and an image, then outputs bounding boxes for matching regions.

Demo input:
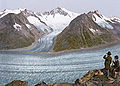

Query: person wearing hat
[112,55,120,78]
[113,55,119,69]
[103,51,112,78]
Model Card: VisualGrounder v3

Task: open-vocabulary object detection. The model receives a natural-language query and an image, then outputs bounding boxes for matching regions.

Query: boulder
[78,69,120,86]
[35,81,48,86]
[5,80,28,86]
[52,83,74,86]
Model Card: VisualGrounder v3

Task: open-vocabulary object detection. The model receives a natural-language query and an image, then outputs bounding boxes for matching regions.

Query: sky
[0,0,120,17]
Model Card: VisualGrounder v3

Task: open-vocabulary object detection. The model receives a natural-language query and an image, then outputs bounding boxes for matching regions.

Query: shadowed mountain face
[53,11,120,52]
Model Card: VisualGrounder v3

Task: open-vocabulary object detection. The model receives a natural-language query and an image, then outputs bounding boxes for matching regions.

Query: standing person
[103,51,112,78]
[112,55,119,78]
[113,55,119,69]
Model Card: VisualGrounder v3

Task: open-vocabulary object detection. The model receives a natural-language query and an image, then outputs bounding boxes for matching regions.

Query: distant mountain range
[0,7,79,50]
[0,7,120,51]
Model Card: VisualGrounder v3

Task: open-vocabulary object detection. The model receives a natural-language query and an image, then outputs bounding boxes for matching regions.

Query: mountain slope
[53,11,119,52]
[0,9,45,50]
[0,8,79,50]
[0,9,53,34]
[0,14,33,49]
[26,7,80,52]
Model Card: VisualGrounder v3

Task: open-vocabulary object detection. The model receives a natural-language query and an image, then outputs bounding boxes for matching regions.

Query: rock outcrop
[5,80,28,86]
[5,68,120,86]
[76,68,120,86]
[35,82,48,86]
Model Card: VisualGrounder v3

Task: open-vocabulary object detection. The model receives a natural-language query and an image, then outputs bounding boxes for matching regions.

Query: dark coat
[103,55,112,70]
[113,60,119,68]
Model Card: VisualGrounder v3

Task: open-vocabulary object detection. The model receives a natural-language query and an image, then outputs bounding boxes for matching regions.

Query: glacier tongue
[28,8,80,52]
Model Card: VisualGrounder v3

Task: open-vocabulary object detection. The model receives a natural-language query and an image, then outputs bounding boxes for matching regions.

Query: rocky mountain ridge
[37,7,79,30]
[1,8,120,51]
[53,10,120,52]
[0,8,53,50]
[0,7,79,50]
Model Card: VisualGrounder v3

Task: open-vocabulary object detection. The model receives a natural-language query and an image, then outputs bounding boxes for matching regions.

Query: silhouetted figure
[103,51,112,78]
[112,55,120,78]
[113,55,119,69]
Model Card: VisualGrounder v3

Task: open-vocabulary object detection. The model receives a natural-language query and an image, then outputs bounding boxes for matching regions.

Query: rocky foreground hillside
[53,11,120,52]
[5,68,120,86]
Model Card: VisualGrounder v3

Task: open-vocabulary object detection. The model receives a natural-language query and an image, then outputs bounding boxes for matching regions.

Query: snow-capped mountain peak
[42,7,79,17]
[88,10,114,29]
[0,8,26,18]
[43,7,68,16]
[110,16,120,23]
[37,7,79,31]
[89,10,112,22]
[0,8,53,34]
[3,8,26,14]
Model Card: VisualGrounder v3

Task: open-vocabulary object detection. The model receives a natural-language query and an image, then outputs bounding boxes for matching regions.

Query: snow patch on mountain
[13,23,22,31]
[93,10,113,22]
[92,13,113,29]
[27,16,51,33]
[89,28,96,33]
[26,24,32,30]
[89,28,99,34]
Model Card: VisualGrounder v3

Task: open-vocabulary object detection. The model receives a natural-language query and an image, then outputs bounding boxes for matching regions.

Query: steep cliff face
[53,11,119,52]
